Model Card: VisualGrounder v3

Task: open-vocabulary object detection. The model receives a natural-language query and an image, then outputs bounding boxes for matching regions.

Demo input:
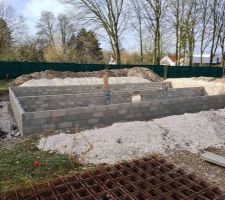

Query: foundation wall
[13,82,172,97]
[9,88,24,133]
[18,87,204,112]
[21,94,225,135]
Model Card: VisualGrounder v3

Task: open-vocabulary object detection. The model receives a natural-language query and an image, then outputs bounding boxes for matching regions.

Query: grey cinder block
[58,121,72,129]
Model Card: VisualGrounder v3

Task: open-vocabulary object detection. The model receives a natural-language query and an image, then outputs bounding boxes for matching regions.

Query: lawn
[0,79,11,91]
[0,137,83,192]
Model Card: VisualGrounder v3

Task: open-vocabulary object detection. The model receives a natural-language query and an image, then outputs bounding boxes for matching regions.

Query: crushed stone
[38,109,225,165]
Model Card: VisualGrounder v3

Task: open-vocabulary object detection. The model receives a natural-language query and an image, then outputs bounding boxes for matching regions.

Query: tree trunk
[139,18,143,65]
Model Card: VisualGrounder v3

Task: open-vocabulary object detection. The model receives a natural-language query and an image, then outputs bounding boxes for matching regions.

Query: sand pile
[38,109,225,165]
[11,67,162,86]
[20,77,150,87]
[166,78,225,95]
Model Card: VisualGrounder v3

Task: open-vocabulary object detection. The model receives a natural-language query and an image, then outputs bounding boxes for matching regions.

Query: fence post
[164,65,168,79]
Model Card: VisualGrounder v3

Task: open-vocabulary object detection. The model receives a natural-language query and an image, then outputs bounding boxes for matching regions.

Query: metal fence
[0,61,223,79]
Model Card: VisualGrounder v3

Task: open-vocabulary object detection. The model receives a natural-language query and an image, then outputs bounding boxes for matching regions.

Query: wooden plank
[202,151,225,168]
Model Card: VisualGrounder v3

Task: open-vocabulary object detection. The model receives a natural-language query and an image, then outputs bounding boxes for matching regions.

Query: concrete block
[78,113,93,120]
[50,110,66,117]
[58,121,72,129]
[95,106,108,112]
[23,113,34,120]
[118,109,128,115]
[93,112,104,118]
[33,111,51,119]
[31,118,47,125]
[88,118,99,124]
[108,104,120,110]
[41,124,57,130]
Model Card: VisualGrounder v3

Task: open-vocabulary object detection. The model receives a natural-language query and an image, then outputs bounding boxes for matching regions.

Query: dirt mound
[11,67,162,86]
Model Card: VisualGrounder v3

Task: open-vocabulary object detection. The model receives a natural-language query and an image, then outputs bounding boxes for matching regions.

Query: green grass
[0,137,82,192]
[0,79,11,91]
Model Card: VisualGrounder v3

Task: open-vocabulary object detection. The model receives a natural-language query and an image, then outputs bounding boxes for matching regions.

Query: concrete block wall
[18,87,204,112]
[12,82,172,97]
[21,94,225,135]
[9,88,24,133]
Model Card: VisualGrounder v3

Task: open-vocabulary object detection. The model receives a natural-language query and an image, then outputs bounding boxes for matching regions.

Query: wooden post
[164,65,168,79]
[103,69,109,91]
[103,69,111,104]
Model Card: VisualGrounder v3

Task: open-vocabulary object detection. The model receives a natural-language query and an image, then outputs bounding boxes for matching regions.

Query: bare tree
[143,0,168,65]
[209,0,223,65]
[0,0,26,44]
[65,0,127,64]
[37,11,56,47]
[217,0,225,67]
[130,0,144,64]
[169,0,186,65]
[57,14,75,54]
[184,0,199,66]
[197,0,211,66]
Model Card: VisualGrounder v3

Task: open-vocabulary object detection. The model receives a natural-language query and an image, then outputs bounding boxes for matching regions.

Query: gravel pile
[11,67,162,86]
[38,109,225,164]
[20,77,150,87]
[0,102,15,139]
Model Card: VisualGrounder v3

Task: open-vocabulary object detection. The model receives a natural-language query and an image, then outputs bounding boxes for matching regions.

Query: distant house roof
[167,55,178,62]
[160,55,183,66]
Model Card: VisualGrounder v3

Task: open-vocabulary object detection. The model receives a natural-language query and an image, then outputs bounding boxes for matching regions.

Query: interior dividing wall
[18,87,204,112]
[20,94,225,135]
[12,82,172,97]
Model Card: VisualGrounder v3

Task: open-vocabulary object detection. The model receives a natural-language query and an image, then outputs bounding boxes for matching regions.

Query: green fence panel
[0,61,223,79]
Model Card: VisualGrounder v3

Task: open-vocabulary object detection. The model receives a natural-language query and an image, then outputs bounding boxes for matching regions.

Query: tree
[0,18,12,60]
[198,0,211,66]
[65,0,127,64]
[169,0,185,65]
[0,0,26,44]
[217,0,225,66]
[69,28,103,63]
[143,0,168,65]
[37,11,56,47]
[130,0,144,64]
[15,37,44,61]
[57,14,75,54]
[209,0,223,65]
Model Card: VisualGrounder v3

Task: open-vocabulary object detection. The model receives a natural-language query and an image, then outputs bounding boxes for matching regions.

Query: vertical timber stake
[103,66,111,105]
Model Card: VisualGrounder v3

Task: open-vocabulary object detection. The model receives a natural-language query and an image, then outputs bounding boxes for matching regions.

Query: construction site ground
[2,69,225,196]
[1,95,225,195]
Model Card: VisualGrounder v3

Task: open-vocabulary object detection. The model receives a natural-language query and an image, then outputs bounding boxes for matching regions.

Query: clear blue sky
[8,0,139,52]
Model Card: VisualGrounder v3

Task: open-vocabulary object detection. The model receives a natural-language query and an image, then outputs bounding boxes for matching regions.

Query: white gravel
[38,109,225,165]
[0,101,14,138]
[166,78,225,95]
[20,77,150,87]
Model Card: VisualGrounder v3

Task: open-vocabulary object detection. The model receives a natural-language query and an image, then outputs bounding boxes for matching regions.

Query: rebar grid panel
[1,156,224,200]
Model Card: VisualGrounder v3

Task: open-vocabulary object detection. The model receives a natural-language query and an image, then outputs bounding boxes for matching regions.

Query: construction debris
[202,151,225,168]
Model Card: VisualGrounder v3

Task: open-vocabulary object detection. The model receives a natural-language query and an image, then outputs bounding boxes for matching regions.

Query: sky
[7,0,139,52]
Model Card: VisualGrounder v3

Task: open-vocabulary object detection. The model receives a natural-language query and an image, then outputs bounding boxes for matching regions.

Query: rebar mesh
[1,156,224,200]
